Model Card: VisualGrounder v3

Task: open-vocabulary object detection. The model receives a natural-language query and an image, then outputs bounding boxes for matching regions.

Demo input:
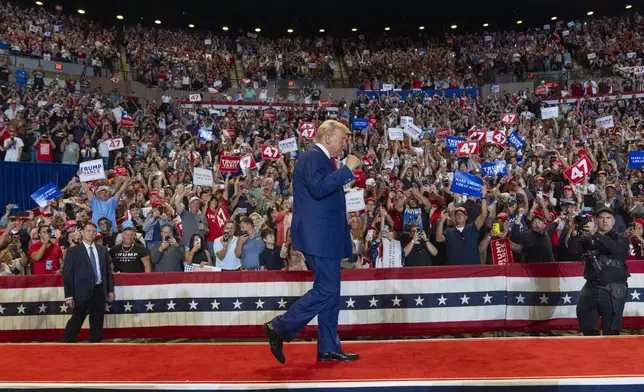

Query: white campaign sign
[345,189,366,213]
[107,138,124,151]
[541,106,559,120]
[78,159,106,182]
[403,123,423,140]
[189,94,202,102]
[382,83,394,91]
[596,115,614,129]
[388,127,404,141]
[587,53,596,60]
[279,137,298,153]
[193,167,213,187]
[400,116,414,128]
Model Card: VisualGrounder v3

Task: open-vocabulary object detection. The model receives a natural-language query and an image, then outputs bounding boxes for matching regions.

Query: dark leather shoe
[263,322,285,364]
[317,352,360,362]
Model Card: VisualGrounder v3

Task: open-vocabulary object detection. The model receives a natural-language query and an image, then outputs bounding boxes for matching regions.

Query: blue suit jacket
[291,145,354,260]
[62,243,114,302]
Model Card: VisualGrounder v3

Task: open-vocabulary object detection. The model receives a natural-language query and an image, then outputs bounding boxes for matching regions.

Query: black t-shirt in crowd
[259,246,283,270]
[109,243,150,273]
[0,66,10,82]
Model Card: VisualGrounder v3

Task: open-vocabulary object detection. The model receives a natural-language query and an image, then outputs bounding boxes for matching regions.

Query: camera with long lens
[574,215,591,233]
[581,249,604,274]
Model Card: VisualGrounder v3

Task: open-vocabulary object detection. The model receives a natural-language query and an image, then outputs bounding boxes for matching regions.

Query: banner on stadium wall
[179,101,339,118]
[358,88,482,100]
[542,90,644,105]
[2,262,644,341]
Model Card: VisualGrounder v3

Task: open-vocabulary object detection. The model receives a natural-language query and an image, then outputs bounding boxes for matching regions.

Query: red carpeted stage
[2,337,644,391]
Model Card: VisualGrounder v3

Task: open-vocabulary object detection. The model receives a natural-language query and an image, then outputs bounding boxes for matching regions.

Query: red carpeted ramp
[2,337,644,391]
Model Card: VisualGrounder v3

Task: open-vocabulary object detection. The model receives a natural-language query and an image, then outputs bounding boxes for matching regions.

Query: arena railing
[1,261,643,341]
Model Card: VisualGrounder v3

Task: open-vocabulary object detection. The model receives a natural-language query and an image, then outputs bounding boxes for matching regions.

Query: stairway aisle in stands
[332,56,345,87]
[234,54,244,86]
[114,42,132,95]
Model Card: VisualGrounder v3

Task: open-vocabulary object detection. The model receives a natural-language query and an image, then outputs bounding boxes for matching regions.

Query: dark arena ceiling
[14,0,643,37]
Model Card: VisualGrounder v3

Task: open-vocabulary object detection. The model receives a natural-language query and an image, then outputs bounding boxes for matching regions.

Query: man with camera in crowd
[29,224,64,275]
[568,208,630,336]
[235,216,265,270]
[213,221,241,271]
[403,224,438,266]
[150,224,184,272]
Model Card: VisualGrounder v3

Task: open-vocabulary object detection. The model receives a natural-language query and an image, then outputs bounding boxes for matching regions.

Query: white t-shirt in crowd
[4,137,23,161]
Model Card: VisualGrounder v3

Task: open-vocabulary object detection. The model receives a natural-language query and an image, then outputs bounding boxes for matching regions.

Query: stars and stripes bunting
[1,263,644,341]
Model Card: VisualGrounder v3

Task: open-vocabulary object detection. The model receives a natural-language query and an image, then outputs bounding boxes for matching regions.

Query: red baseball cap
[455,207,467,215]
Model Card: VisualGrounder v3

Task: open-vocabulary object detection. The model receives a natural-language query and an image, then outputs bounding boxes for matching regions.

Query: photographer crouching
[568,208,630,336]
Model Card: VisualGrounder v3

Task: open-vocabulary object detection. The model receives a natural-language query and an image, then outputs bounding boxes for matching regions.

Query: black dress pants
[577,282,628,336]
[62,284,106,343]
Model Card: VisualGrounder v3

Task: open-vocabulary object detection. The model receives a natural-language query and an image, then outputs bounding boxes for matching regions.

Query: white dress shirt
[82,241,102,285]
[315,143,331,159]
[65,241,102,300]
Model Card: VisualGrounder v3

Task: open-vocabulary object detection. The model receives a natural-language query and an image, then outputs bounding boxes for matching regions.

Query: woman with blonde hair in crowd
[280,227,307,271]
[249,212,269,232]
[342,214,366,269]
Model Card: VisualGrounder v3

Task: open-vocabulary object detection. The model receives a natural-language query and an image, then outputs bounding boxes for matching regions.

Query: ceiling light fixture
[419,26,425,30]
[626,4,632,9]
[384,27,391,31]
[586,11,594,16]
[255,28,261,32]
[35,1,43,5]
[287,29,293,33]
[450,24,457,29]
[319,29,325,33]
[516,20,523,24]
[222,26,229,31]
[483,23,489,27]
[77,9,85,14]
[188,24,195,28]
[154,20,161,24]
[116,15,124,20]
[351,28,357,32]
[551,16,557,20]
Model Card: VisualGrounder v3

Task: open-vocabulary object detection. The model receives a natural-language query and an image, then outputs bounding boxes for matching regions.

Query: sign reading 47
[564,156,593,184]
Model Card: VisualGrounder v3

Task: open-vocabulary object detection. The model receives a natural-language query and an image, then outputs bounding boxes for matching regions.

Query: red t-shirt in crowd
[35,141,54,161]
[388,209,403,232]
[205,201,229,242]
[29,241,63,274]
[0,127,10,147]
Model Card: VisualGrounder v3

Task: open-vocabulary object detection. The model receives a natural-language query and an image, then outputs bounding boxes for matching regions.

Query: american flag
[120,112,135,128]
[1,263,644,341]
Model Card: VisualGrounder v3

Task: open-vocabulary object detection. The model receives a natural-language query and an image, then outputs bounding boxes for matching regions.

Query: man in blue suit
[62,222,115,343]
[264,120,362,363]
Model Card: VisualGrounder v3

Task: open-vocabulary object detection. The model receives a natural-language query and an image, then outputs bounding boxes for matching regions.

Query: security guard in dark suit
[568,207,630,336]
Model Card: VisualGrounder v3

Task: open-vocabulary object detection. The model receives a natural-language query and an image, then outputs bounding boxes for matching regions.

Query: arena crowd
[1,3,644,275]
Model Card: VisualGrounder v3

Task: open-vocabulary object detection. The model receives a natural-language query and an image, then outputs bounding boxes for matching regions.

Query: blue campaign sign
[30,183,62,208]
[450,170,484,198]
[446,136,466,151]
[508,131,525,151]
[482,160,508,177]
[629,151,644,169]
[352,118,369,130]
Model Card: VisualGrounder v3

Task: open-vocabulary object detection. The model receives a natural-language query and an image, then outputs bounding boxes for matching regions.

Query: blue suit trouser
[271,254,342,353]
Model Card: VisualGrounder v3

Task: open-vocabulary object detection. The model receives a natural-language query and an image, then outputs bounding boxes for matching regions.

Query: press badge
[45,260,53,271]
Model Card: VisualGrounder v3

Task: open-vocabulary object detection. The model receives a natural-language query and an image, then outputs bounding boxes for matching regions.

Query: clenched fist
[345,155,362,171]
